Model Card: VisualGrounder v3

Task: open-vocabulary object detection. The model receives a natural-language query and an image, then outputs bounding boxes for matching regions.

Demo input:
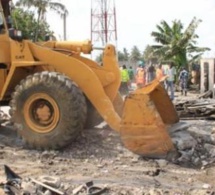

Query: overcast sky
[31,0,215,57]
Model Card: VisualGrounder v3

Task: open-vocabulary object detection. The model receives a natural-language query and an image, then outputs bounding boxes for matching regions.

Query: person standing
[127,66,135,90]
[147,64,155,83]
[128,66,134,82]
[155,64,164,81]
[136,64,142,74]
[119,65,130,96]
[136,65,145,88]
[179,67,189,96]
[155,64,167,86]
[166,63,176,100]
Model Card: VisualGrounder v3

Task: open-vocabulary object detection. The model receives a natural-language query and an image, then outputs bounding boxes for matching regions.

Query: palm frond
[187,45,210,53]
[155,24,165,33]
[178,17,202,48]
[151,31,171,44]
[160,20,172,35]
[188,53,203,64]
[151,45,162,49]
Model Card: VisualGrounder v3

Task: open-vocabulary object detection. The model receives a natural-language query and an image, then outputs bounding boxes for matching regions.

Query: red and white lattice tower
[91,0,117,47]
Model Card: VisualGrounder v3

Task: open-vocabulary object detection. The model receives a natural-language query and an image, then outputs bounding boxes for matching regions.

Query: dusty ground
[0,91,215,195]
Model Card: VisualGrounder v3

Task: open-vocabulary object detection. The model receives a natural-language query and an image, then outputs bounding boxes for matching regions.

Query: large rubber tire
[10,71,87,150]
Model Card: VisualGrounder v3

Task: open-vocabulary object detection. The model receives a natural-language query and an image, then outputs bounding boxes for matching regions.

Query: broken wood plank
[30,178,65,195]
[198,90,213,99]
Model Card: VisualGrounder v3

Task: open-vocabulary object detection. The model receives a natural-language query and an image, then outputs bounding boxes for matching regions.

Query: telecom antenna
[91,0,117,47]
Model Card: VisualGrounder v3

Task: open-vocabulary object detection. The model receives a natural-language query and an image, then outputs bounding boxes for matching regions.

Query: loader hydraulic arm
[41,40,93,54]
[28,41,122,131]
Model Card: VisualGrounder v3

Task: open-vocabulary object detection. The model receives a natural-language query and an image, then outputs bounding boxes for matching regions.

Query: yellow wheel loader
[0,1,179,159]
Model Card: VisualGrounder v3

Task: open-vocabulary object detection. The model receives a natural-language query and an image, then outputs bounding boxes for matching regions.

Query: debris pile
[169,121,215,168]
[0,110,10,125]
[175,99,215,120]
[0,165,108,195]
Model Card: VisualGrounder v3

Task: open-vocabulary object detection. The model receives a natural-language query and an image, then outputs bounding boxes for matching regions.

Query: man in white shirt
[166,63,176,100]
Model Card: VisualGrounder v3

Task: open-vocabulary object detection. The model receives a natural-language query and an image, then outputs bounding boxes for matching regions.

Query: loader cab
[0,0,17,33]
[0,1,24,39]
[0,7,6,34]
[0,0,11,60]
[0,0,22,41]
[0,0,11,96]
[0,0,10,31]
[0,12,3,29]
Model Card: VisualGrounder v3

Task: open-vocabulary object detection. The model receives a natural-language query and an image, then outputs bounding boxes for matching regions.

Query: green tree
[118,51,126,61]
[117,48,130,61]
[143,45,158,65]
[130,46,141,62]
[151,17,210,71]
[123,48,129,61]
[12,8,53,40]
[16,0,68,41]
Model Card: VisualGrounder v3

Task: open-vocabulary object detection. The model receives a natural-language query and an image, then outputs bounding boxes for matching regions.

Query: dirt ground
[0,91,215,195]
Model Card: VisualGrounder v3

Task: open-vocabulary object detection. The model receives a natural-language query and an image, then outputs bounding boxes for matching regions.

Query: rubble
[0,165,108,195]
[1,93,215,194]
[166,120,215,168]
[175,99,215,119]
[72,181,108,195]
[0,110,10,126]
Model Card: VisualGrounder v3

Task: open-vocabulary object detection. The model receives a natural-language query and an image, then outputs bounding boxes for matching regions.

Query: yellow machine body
[0,1,179,158]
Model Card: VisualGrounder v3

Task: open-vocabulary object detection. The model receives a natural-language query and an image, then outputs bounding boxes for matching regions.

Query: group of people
[160,64,189,100]
[135,64,156,88]
[119,65,134,95]
[119,63,189,100]
[119,64,156,95]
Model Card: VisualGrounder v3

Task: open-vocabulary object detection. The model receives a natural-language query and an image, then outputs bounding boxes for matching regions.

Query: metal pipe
[93,46,105,50]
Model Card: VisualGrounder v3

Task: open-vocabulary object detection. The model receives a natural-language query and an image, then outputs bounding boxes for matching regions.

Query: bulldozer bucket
[120,80,179,158]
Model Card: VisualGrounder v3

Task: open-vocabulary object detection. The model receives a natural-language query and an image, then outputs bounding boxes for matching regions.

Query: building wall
[200,58,215,93]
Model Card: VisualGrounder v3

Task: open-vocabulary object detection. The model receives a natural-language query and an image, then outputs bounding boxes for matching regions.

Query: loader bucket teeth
[120,80,179,158]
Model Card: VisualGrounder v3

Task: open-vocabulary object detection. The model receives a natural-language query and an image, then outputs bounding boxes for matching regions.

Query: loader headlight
[9,28,23,41]
[16,30,22,37]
